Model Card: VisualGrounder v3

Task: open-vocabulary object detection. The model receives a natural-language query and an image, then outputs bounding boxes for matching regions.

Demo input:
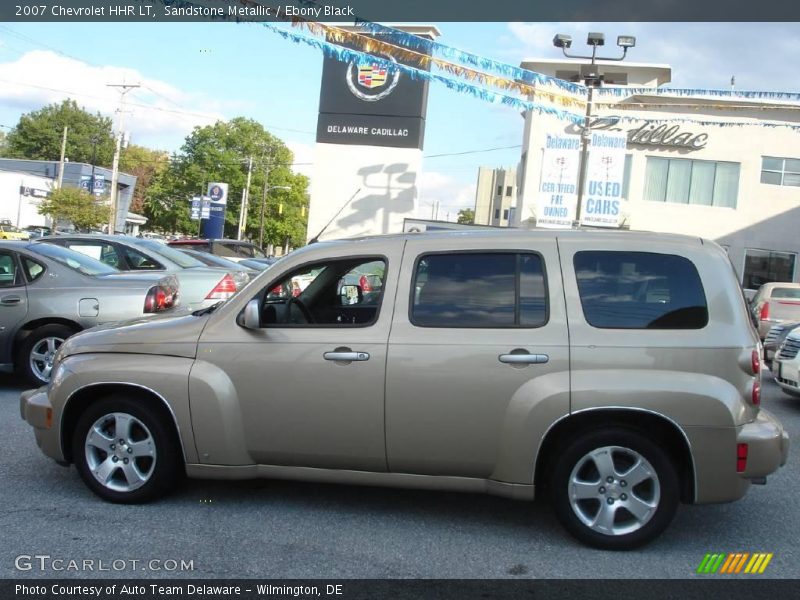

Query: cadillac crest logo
[346,54,400,102]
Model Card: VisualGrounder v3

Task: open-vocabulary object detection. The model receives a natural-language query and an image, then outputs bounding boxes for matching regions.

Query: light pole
[553,32,635,226]
[259,185,291,249]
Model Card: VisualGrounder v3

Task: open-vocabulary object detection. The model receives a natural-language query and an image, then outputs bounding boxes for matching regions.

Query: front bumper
[772,359,800,394]
[20,387,65,463]
[738,408,790,478]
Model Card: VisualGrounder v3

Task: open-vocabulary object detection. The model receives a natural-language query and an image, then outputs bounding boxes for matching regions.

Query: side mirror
[238,298,261,330]
[340,284,363,305]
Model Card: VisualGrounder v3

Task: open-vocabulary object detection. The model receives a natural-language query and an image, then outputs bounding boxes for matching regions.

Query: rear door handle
[498,352,549,365]
[323,351,370,362]
[0,295,21,306]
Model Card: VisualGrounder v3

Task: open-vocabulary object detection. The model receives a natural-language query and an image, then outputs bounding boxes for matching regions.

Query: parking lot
[1,372,798,580]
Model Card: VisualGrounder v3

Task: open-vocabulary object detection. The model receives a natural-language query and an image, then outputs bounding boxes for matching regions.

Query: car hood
[59,310,209,360]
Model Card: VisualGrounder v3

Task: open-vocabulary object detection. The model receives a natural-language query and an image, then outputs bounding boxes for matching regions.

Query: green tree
[120,144,171,215]
[5,99,114,165]
[38,187,109,231]
[162,117,309,242]
[457,208,475,224]
[0,130,8,156]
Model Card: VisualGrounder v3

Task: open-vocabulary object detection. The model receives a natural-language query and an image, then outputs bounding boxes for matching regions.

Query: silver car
[0,241,178,385]
[39,234,241,310]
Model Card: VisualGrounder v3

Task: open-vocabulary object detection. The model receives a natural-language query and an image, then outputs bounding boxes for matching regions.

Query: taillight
[206,274,237,300]
[359,274,373,292]
[752,378,761,406]
[760,302,770,320]
[144,286,175,313]
[737,443,749,473]
[751,349,761,376]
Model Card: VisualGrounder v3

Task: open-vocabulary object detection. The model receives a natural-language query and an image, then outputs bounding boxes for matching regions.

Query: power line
[424,144,522,158]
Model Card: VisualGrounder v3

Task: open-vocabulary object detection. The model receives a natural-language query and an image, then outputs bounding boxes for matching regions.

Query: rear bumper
[738,409,790,478]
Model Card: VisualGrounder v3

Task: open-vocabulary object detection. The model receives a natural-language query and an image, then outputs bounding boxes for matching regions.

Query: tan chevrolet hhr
[21,230,789,549]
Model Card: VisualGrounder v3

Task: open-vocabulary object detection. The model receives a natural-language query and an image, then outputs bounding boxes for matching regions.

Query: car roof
[309,228,708,248]
[168,238,255,244]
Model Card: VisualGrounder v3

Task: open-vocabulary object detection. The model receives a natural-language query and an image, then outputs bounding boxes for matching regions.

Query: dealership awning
[126,212,148,225]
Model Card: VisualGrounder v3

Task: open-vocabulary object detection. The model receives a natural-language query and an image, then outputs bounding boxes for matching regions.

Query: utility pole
[56,126,68,189]
[107,82,139,234]
[258,165,270,249]
[237,156,253,240]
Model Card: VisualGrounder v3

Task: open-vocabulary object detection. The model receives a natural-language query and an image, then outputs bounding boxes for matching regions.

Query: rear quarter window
[771,287,800,300]
[574,251,708,329]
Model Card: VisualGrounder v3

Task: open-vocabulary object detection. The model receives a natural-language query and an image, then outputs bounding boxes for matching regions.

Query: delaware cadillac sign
[586,117,709,151]
[316,41,431,149]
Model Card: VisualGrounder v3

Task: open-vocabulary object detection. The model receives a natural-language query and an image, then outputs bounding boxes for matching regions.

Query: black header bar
[3,0,800,22]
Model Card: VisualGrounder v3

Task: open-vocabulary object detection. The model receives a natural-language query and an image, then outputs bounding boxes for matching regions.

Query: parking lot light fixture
[552,31,635,226]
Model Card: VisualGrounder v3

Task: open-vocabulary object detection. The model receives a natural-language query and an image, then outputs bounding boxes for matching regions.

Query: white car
[773,329,800,397]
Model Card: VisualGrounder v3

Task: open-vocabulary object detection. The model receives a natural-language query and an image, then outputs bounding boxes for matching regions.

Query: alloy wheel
[568,445,661,536]
[84,412,157,493]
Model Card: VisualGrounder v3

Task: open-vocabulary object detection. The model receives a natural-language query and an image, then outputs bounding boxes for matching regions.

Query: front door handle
[0,295,21,306]
[498,352,549,365]
[323,350,370,362]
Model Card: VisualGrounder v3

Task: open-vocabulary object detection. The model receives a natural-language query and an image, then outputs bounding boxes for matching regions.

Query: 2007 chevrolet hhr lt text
[21,230,790,549]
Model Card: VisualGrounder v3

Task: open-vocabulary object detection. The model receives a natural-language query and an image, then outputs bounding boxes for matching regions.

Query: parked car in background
[39,234,240,310]
[167,238,268,262]
[773,329,800,398]
[23,226,52,239]
[0,223,30,240]
[1,241,178,385]
[750,282,800,339]
[21,230,788,550]
[764,321,800,365]
[174,247,254,291]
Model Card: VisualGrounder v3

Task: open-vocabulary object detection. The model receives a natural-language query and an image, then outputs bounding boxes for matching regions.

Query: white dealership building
[515,59,800,287]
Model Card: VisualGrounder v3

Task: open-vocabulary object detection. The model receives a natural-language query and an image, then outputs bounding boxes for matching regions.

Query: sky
[1,21,800,219]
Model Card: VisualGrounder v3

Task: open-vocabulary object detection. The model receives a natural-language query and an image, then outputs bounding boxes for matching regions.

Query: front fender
[52,353,198,464]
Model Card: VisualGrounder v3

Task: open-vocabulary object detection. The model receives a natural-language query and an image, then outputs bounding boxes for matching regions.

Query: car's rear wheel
[72,396,183,503]
[550,427,679,550]
[18,324,75,386]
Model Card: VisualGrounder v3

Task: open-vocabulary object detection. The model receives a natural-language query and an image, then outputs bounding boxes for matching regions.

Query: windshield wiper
[192,301,223,316]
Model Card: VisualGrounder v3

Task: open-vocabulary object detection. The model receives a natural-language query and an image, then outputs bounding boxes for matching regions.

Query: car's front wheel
[550,427,679,550]
[72,396,183,503]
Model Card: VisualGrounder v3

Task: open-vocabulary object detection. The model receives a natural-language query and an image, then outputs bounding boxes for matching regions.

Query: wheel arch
[13,318,82,349]
[534,407,696,503]
[60,382,186,466]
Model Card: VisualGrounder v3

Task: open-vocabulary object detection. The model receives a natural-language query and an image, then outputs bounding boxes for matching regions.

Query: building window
[503,209,509,220]
[760,156,800,187]
[743,249,796,289]
[496,185,502,196]
[643,157,740,208]
[505,186,513,196]
[623,154,632,199]
[494,208,500,219]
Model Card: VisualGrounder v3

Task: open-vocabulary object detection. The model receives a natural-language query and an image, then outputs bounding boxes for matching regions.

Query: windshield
[29,242,118,276]
[134,239,206,269]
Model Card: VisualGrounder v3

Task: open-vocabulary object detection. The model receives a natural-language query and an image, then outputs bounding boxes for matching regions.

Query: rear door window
[411,252,548,328]
[574,251,708,329]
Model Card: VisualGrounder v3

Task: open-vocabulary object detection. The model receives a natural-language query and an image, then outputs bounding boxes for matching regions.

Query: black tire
[549,427,680,550]
[17,324,76,386]
[72,395,183,503]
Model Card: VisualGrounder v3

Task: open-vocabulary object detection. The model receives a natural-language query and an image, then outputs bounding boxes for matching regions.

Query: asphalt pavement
[1,372,798,580]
